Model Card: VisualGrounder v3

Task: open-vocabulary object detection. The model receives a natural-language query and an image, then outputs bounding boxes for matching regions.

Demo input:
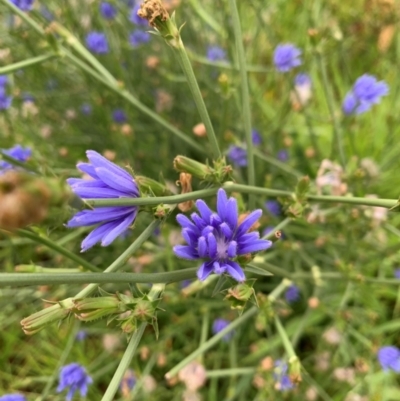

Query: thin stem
[229,0,255,208]
[82,183,397,209]
[165,306,259,379]
[316,51,346,167]
[101,284,165,401]
[101,323,147,401]
[206,368,256,378]
[253,149,302,179]
[274,314,298,360]
[15,229,101,272]
[0,268,197,287]
[0,54,57,75]
[175,36,221,159]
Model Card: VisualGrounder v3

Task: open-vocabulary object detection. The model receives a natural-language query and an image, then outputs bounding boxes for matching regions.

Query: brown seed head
[138,0,169,28]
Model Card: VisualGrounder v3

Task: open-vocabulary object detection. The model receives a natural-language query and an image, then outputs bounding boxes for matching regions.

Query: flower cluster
[377,346,400,372]
[57,363,93,401]
[10,0,34,11]
[0,145,31,175]
[342,74,389,115]
[86,32,109,54]
[174,188,272,281]
[0,74,12,110]
[273,44,302,72]
[66,150,139,251]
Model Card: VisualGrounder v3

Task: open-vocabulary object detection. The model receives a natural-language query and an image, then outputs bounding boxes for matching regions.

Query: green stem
[1,0,44,34]
[0,151,38,173]
[15,229,101,272]
[101,323,147,401]
[101,284,165,401]
[83,183,397,209]
[316,51,346,167]
[0,268,197,287]
[165,306,259,379]
[0,54,57,74]
[175,36,221,159]
[274,314,297,360]
[206,368,255,378]
[229,0,255,208]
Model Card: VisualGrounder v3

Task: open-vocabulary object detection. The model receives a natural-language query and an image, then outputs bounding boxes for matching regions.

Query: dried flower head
[137,0,169,28]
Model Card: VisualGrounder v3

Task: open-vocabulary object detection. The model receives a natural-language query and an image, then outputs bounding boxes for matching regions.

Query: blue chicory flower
[265,200,281,216]
[251,129,262,145]
[212,318,234,342]
[227,145,247,167]
[173,188,272,282]
[0,395,27,401]
[100,2,117,19]
[273,44,302,72]
[80,103,92,115]
[129,4,147,25]
[0,75,8,87]
[75,330,87,341]
[66,150,139,252]
[277,149,289,162]
[0,145,31,174]
[377,346,400,372]
[57,363,93,401]
[273,360,294,391]
[9,0,34,11]
[112,109,127,123]
[129,30,151,47]
[85,32,109,54]
[395,269,400,279]
[0,88,12,110]
[120,369,136,395]
[285,285,300,303]
[342,74,389,115]
[294,72,312,87]
[206,46,227,62]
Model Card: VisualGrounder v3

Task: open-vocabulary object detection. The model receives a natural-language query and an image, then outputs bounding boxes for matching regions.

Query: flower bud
[136,175,171,196]
[173,155,213,180]
[20,298,74,335]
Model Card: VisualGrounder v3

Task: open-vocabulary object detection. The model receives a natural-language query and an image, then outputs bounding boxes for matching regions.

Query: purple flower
[80,103,92,115]
[85,32,109,54]
[112,109,127,123]
[277,149,289,162]
[129,30,151,47]
[227,145,247,167]
[57,363,93,401]
[273,44,302,72]
[120,369,136,394]
[294,73,311,87]
[0,88,12,110]
[212,318,233,342]
[173,188,272,282]
[343,74,389,115]
[265,200,281,216]
[377,346,400,372]
[273,360,294,391]
[207,46,227,62]
[0,75,8,87]
[129,4,147,25]
[252,129,262,145]
[395,269,400,279]
[100,2,117,19]
[285,285,300,303]
[0,396,26,401]
[0,145,31,174]
[75,330,87,341]
[66,150,139,252]
[9,0,34,11]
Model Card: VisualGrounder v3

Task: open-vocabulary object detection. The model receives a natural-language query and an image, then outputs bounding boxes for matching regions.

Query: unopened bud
[20,298,74,335]
[173,156,213,180]
[134,299,156,321]
[136,175,172,196]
